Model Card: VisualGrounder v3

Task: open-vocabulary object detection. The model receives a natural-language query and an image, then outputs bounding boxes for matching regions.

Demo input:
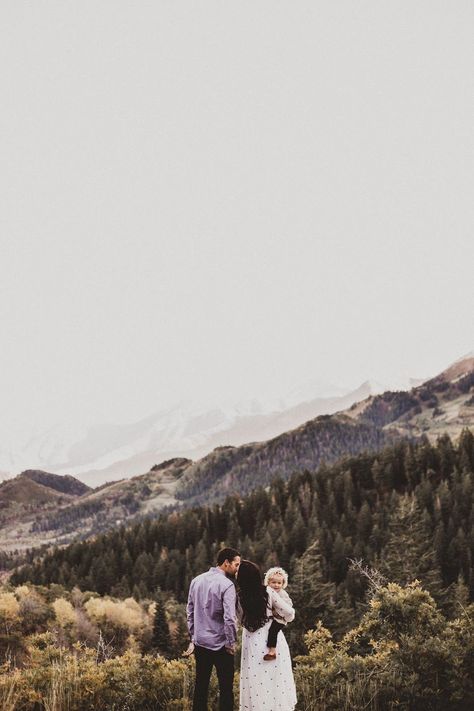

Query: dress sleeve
[268,587,295,623]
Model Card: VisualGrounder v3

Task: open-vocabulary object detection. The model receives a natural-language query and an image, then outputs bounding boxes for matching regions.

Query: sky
[1,1,473,440]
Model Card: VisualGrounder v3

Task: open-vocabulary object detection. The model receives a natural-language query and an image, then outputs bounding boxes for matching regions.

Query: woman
[237,560,297,711]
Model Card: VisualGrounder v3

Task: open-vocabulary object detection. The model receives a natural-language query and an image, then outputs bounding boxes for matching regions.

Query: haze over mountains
[0,376,423,486]
[0,353,472,552]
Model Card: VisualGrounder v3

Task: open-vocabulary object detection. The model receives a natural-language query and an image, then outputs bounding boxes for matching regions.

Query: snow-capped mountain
[0,375,428,487]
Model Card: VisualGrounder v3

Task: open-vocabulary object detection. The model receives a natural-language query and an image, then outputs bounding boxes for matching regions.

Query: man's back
[187,567,237,651]
[187,549,241,711]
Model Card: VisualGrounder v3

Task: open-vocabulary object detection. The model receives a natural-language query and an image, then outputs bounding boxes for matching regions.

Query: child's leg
[266,620,285,649]
[264,621,285,659]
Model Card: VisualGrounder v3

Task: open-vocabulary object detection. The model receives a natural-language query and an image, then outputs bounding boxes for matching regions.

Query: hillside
[20,469,90,496]
[0,459,189,552]
[175,414,392,502]
[174,354,474,503]
[13,431,474,633]
[0,475,71,509]
[0,417,392,550]
[0,385,370,485]
[2,380,421,487]
[0,469,89,513]
[348,353,474,438]
[0,470,92,550]
[1,355,472,552]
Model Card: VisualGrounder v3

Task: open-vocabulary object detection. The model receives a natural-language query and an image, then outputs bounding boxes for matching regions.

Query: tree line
[12,430,474,644]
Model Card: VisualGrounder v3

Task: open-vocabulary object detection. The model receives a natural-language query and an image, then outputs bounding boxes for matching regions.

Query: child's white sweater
[272,588,293,625]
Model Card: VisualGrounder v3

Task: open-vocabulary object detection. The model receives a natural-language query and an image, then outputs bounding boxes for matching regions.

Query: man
[186,547,241,711]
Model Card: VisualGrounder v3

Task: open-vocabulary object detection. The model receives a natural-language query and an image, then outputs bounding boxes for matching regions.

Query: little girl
[263,566,294,661]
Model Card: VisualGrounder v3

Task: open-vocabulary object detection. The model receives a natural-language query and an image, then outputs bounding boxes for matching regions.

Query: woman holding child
[236,560,297,711]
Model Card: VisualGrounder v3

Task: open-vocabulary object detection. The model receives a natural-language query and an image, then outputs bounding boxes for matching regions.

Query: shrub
[295,581,474,710]
[0,646,225,710]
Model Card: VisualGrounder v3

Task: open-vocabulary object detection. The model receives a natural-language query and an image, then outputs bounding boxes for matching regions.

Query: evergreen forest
[12,430,474,645]
[2,429,474,709]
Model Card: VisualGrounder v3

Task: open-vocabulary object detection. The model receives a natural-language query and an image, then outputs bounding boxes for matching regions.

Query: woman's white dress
[239,587,297,711]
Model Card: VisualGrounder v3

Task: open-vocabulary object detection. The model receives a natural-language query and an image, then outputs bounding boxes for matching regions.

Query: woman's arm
[268,587,295,623]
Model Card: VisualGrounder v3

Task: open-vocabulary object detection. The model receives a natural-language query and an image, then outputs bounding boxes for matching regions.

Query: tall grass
[0,672,20,711]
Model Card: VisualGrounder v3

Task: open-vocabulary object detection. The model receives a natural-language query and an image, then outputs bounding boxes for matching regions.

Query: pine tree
[290,539,335,651]
[437,433,456,478]
[381,494,443,600]
[356,501,373,542]
[447,573,470,618]
[151,594,172,657]
[458,428,474,471]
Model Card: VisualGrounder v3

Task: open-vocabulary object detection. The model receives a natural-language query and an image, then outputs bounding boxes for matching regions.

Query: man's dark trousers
[193,644,234,711]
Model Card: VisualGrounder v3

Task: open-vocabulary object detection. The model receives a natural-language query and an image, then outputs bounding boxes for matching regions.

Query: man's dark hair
[217,547,241,566]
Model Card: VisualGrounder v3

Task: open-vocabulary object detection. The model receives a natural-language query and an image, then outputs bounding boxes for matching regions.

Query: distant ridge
[174,352,474,502]
[0,380,397,486]
[175,414,392,503]
[20,470,91,497]
[0,353,472,551]
[348,353,474,437]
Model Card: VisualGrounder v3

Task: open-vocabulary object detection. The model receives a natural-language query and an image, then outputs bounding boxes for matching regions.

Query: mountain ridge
[0,354,472,552]
[0,380,414,486]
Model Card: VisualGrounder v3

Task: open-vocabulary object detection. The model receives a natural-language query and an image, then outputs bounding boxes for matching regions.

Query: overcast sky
[1,1,473,439]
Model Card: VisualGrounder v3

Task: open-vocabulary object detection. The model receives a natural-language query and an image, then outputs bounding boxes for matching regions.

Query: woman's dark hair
[237,560,269,632]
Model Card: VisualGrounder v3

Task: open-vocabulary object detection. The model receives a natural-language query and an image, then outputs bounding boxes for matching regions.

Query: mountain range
[0,354,472,553]
[0,378,424,486]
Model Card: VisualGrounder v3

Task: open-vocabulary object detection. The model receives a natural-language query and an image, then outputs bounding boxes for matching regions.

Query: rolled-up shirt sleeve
[269,587,295,623]
[186,581,195,641]
[223,583,237,647]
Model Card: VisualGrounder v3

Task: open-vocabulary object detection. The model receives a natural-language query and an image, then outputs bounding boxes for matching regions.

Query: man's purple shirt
[187,567,237,650]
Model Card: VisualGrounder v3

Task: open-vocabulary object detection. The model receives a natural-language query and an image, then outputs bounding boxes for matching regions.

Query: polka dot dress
[239,619,297,710]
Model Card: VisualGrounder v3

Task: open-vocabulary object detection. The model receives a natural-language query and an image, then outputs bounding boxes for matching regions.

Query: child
[263,566,293,661]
